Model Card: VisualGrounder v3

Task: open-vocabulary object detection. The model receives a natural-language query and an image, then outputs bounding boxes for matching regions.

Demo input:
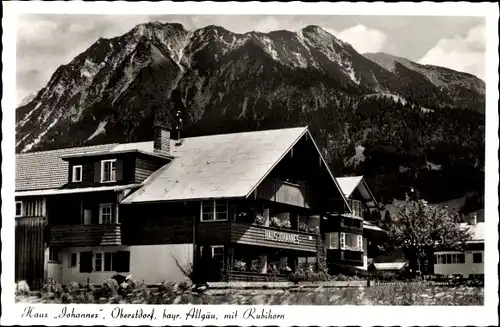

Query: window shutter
[94,162,101,183]
[340,233,346,250]
[80,251,93,273]
[115,160,123,182]
[331,232,339,249]
[91,207,99,225]
[357,235,363,250]
[113,251,130,273]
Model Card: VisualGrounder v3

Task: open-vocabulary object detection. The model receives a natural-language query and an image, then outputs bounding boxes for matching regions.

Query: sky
[16,14,486,104]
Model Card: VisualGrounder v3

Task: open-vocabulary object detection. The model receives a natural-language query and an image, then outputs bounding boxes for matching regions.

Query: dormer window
[72,165,83,182]
[101,159,116,183]
[15,201,23,217]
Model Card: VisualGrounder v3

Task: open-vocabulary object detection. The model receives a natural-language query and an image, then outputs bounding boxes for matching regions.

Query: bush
[376,271,398,282]
[16,281,30,296]
[41,278,63,296]
[102,278,119,297]
[288,270,332,283]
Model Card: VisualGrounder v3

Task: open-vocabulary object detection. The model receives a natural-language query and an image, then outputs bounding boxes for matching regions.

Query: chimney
[175,110,183,141]
[153,124,171,155]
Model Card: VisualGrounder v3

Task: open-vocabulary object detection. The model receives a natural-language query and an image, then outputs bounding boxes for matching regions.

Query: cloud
[16,14,151,104]
[418,24,485,80]
[325,24,387,54]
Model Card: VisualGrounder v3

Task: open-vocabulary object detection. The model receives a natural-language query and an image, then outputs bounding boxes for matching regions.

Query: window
[104,252,112,271]
[212,245,224,262]
[200,245,225,262]
[472,252,483,263]
[201,200,228,221]
[49,247,60,262]
[341,233,360,250]
[324,232,339,249]
[69,253,77,268]
[458,253,465,264]
[101,159,117,182]
[15,201,23,217]
[95,253,103,271]
[99,203,113,224]
[72,165,83,182]
[446,254,452,264]
[348,200,363,218]
[79,252,93,273]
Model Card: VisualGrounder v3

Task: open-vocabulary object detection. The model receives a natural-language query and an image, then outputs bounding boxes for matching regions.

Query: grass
[15,279,483,305]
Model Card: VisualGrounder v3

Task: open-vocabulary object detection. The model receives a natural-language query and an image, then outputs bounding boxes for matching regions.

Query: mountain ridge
[15,22,485,204]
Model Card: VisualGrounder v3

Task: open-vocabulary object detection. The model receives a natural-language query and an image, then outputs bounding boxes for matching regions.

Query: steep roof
[460,222,485,241]
[336,176,379,208]
[15,143,118,191]
[122,127,348,204]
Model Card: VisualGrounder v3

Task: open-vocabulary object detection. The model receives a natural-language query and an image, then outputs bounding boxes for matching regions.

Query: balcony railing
[48,224,121,247]
[256,179,310,208]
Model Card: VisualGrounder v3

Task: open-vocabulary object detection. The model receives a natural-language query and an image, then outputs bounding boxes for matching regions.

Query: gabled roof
[336,176,379,208]
[363,221,385,232]
[122,127,349,205]
[460,222,485,241]
[371,262,408,271]
[16,143,118,192]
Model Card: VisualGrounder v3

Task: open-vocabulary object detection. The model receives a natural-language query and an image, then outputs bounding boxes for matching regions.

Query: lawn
[15,279,483,305]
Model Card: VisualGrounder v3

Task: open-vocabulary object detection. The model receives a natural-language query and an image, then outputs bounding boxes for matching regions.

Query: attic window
[72,165,83,182]
[101,159,116,183]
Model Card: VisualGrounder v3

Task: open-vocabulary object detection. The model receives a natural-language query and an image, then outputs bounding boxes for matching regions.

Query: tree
[387,195,471,276]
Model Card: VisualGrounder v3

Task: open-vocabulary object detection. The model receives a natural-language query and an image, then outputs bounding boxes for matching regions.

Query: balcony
[340,216,363,233]
[48,224,121,247]
[256,179,310,208]
[230,222,317,253]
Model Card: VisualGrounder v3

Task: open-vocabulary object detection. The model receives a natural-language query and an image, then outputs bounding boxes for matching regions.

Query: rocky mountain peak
[16,21,485,156]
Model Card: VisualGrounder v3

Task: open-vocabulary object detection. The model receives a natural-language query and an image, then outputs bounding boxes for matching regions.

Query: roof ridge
[16,142,119,156]
[175,126,309,141]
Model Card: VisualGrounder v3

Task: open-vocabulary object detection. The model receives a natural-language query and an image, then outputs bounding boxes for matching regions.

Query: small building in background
[433,212,484,279]
[368,261,409,274]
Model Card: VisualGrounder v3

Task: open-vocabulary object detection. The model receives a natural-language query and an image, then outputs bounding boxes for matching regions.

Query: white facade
[433,250,484,278]
[48,244,193,285]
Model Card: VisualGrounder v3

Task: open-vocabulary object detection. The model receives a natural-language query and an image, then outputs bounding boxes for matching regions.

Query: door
[83,210,92,225]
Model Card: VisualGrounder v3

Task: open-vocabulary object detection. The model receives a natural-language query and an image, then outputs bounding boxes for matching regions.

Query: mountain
[363,52,485,113]
[18,90,39,107]
[15,22,485,204]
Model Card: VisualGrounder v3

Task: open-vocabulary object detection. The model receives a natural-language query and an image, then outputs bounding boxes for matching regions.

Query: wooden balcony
[48,224,121,247]
[340,218,363,234]
[256,179,310,208]
[230,222,317,253]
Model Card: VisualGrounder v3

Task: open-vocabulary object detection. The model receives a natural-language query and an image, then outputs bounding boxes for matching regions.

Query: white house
[433,213,484,279]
